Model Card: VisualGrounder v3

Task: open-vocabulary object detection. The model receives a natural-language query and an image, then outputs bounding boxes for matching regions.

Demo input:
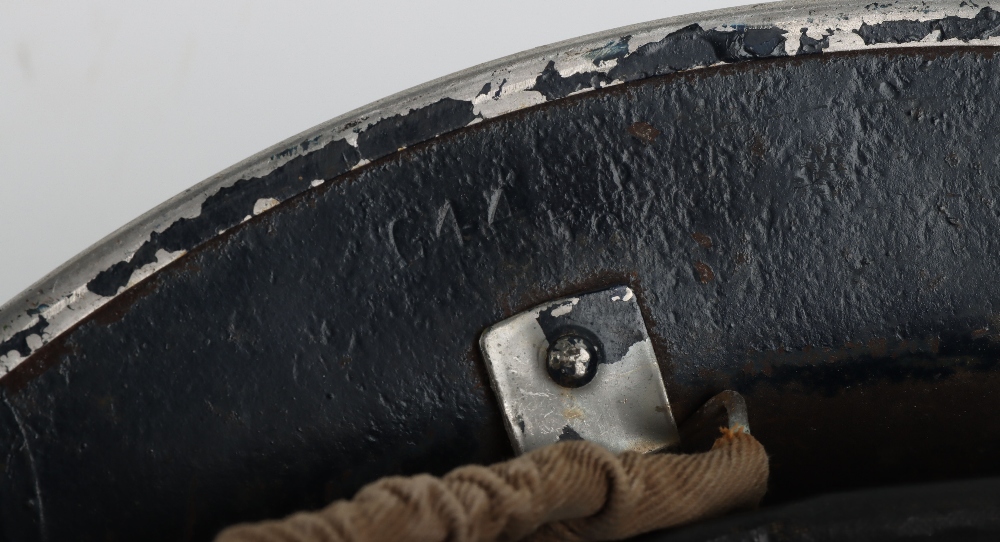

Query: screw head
[546,331,601,388]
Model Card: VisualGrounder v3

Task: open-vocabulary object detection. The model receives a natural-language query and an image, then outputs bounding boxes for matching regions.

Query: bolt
[546,333,599,388]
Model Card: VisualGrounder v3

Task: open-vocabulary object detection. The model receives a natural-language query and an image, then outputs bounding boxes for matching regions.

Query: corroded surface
[5,47,1000,540]
[481,286,677,454]
[9,0,1000,373]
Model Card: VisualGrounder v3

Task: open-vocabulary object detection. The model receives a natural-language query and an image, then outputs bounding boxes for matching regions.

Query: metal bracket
[480,285,679,455]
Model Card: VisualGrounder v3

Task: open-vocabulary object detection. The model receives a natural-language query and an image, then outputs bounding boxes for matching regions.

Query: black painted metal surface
[644,476,1000,541]
[537,285,644,389]
[5,47,1000,540]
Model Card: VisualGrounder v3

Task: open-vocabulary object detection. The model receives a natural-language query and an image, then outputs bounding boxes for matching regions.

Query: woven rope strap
[216,427,768,542]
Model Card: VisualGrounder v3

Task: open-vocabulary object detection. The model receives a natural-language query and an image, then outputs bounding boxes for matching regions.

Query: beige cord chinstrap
[216,428,768,542]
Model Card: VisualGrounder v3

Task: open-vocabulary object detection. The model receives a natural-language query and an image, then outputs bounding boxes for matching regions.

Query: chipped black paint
[855,6,1000,44]
[492,79,506,100]
[78,22,795,306]
[85,98,483,299]
[87,138,362,297]
[534,286,644,367]
[797,28,833,54]
[355,98,479,159]
[557,425,584,441]
[609,24,788,76]
[10,48,1000,541]
[24,305,48,317]
[531,61,609,101]
[0,316,46,357]
[585,36,632,65]
[531,24,788,100]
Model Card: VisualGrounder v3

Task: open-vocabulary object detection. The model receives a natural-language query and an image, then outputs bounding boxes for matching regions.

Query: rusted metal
[480,286,679,455]
[5,32,1000,542]
[675,390,750,454]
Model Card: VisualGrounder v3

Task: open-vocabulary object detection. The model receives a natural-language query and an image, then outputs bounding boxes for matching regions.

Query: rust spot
[691,232,713,249]
[972,328,990,339]
[95,395,120,424]
[665,317,1000,499]
[749,132,768,158]
[867,338,888,358]
[693,261,715,283]
[563,407,584,420]
[628,121,660,143]
[734,252,751,265]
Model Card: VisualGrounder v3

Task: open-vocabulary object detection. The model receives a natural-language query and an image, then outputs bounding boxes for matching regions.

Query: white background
[0,1,764,306]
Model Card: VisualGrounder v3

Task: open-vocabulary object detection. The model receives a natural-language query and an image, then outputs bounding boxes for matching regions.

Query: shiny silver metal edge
[479,286,679,454]
[3,0,998,375]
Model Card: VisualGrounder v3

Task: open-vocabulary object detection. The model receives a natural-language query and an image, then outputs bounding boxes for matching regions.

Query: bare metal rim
[2,0,998,376]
